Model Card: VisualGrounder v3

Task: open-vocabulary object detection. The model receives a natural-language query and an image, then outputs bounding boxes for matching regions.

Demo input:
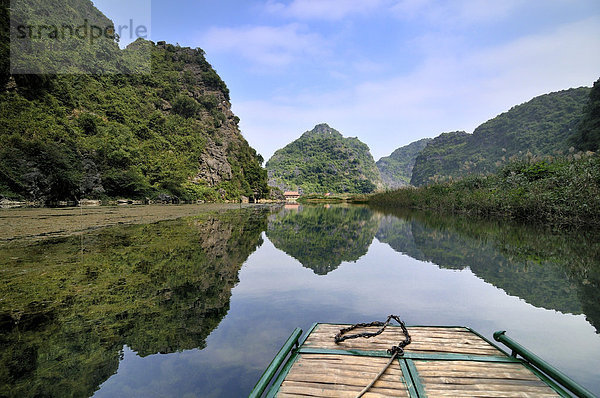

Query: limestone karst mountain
[266,123,382,194]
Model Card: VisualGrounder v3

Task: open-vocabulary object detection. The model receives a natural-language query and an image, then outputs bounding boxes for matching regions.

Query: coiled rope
[334,315,411,398]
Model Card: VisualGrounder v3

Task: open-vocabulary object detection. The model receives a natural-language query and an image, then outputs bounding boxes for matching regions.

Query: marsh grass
[369,153,600,228]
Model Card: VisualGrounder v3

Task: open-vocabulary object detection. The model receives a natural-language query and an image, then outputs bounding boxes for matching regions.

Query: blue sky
[93,0,600,161]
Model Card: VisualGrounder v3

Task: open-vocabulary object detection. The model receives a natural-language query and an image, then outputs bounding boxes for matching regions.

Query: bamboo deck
[270,324,565,397]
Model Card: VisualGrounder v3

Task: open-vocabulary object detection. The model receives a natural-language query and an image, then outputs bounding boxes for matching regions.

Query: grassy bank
[368,153,600,228]
[298,193,369,204]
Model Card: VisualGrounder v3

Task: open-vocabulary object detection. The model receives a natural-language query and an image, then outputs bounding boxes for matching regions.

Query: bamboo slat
[279,381,409,398]
[280,353,410,397]
[415,360,559,397]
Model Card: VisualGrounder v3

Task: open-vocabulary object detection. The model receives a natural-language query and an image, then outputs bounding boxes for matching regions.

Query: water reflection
[0,208,269,398]
[267,204,599,331]
[375,208,600,333]
[266,205,379,274]
[1,204,599,397]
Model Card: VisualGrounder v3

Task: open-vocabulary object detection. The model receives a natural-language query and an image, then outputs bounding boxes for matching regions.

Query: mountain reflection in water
[266,205,379,274]
[0,208,269,398]
[0,204,598,397]
[378,208,600,332]
[268,205,600,332]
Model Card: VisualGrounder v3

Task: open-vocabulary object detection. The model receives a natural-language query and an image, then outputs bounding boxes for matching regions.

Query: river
[0,204,598,397]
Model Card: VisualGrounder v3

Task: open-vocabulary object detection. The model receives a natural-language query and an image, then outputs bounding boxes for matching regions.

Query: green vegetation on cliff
[371,153,600,228]
[376,138,432,188]
[571,77,600,152]
[0,0,267,204]
[411,88,591,186]
[266,124,382,194]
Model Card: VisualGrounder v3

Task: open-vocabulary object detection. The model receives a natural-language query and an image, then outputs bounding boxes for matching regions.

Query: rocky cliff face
[266,123,382,193]
[0,0,267,203]
[162,44,251,190]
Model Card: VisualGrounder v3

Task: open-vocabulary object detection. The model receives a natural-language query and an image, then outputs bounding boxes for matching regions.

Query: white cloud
[391,0,523,24]
[266,0,386,20]
[236,16,600,160]
[470,16,600,91]
[357,16,600,142]
[200,24,327,68]
[266,0,522,23]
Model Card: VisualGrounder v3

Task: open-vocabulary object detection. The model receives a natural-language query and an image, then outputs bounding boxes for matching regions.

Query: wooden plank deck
[273,324,562,397]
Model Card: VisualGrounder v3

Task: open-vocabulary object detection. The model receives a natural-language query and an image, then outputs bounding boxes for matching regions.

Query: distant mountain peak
[302,123,343,138]
[266,124,382,193]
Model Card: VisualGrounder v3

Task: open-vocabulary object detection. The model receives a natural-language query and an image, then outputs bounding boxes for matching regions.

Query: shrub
[172,95,200,118]
[77,113,100,135]
[369,154,600,228]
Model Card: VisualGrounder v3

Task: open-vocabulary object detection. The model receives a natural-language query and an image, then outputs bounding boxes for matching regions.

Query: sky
[93,0,600,161]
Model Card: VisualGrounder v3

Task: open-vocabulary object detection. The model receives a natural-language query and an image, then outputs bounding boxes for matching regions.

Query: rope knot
[388,346,405,356]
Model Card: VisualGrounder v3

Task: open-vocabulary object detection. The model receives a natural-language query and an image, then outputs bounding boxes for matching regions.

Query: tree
[572,77,600,151]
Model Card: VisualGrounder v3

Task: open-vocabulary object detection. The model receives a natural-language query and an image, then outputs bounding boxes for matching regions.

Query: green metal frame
[265,350,300,398]
[521,361,572,398]
[460,325,573,397]
[250,324,591,398]
[494,330,595,398]
[298,346,520,363]
[399,358,418,397]
[298,322,318,346]
[249,327,302,398]
[263,323,318,398]
[404,359,427,397]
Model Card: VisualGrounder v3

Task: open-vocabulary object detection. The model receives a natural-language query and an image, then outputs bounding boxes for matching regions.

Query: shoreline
[0,203,278,245]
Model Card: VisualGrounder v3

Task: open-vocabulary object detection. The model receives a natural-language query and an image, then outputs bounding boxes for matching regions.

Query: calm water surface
[1,204,599,397]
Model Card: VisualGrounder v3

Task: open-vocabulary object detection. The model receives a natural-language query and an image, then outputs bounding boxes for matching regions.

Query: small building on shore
[283,191,300,202]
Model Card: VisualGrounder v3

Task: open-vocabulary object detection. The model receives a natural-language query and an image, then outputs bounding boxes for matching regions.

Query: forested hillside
[376,138,432,188]
[0,0,267,204]
[570,77,600,152]
[266,124,382,193]
[411,88,591,186]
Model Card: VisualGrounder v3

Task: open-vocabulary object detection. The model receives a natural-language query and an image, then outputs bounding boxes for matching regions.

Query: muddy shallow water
[0,204,263,244]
